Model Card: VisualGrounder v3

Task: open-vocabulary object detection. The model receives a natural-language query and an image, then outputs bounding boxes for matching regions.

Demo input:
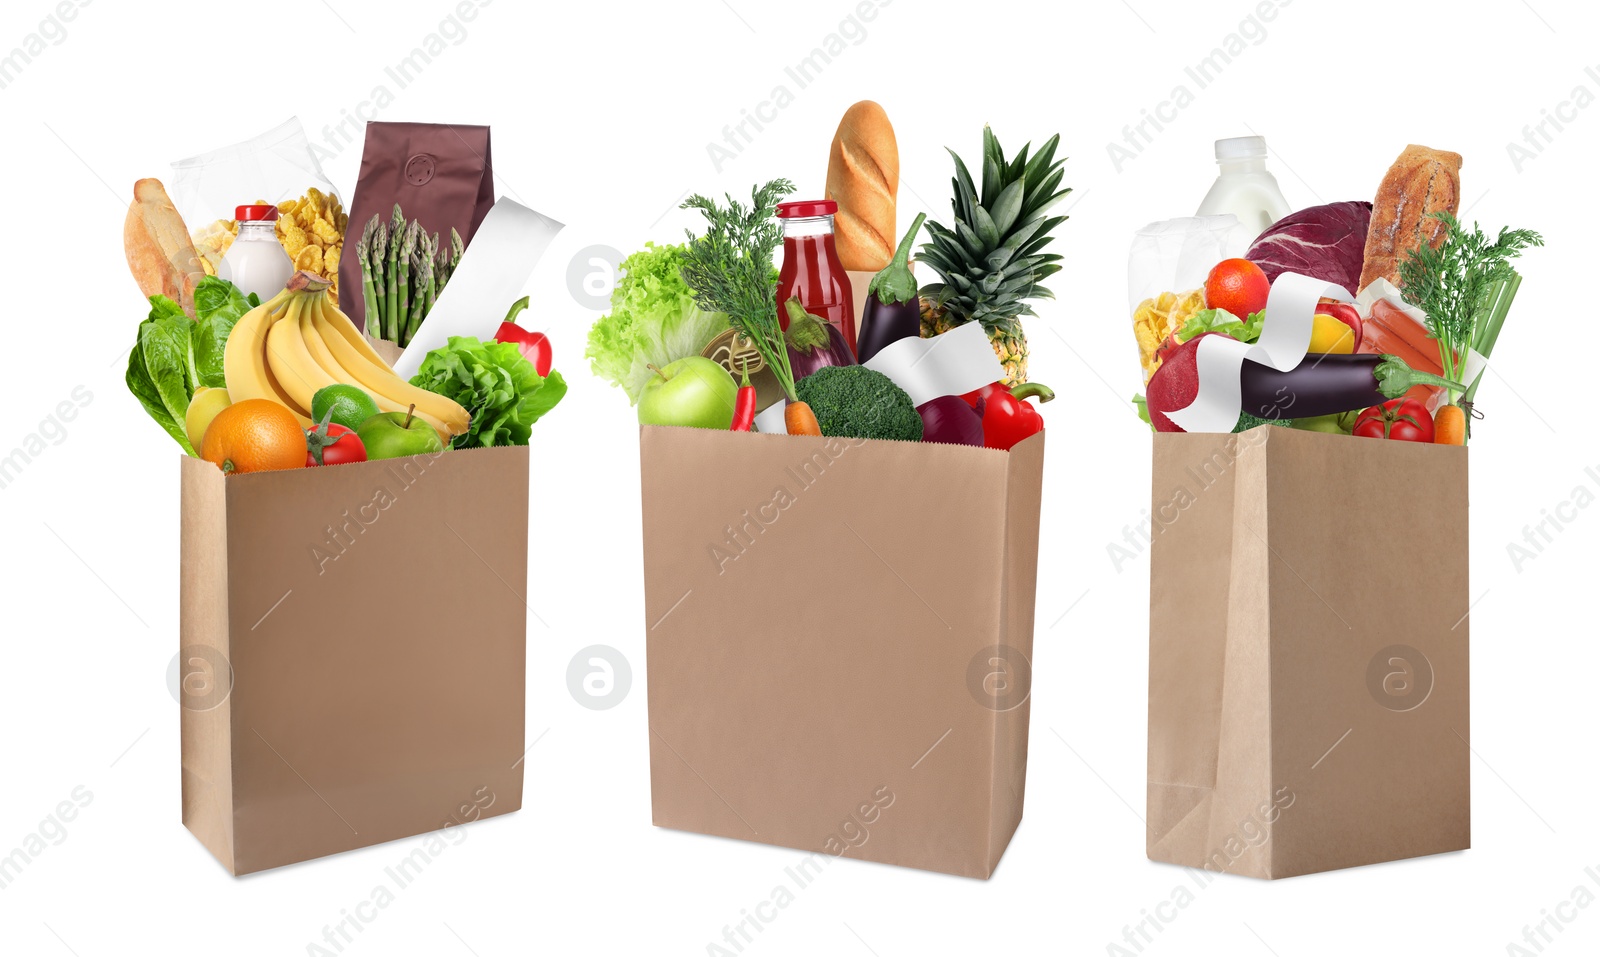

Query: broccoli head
[794,365,922,442]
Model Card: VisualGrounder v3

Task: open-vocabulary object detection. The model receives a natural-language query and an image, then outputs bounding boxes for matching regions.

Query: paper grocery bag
[640,426,1044,879]
[179,446,528,875]
[1147,426,1469,879]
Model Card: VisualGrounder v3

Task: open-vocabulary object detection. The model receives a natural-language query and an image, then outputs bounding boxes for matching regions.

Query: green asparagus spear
[403,234,437,346]
[356,217,379,328]
[385,205,405,342]
[394,221,419,343]
[369,217,387,325]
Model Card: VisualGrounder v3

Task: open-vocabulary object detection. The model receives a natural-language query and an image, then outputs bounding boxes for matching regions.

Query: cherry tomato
[1353,397,1434,443]
[305,422,368,466]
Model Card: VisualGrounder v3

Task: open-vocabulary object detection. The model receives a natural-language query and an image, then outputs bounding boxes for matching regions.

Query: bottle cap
[235,204,279,222]
[776,200,838,218]
[1214,136,1268,161]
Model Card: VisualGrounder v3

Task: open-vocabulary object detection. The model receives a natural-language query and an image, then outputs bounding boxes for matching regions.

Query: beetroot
[1145,334,1214,432]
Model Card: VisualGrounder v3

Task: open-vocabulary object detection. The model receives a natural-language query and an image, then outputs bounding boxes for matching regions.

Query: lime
[311,384,380,432]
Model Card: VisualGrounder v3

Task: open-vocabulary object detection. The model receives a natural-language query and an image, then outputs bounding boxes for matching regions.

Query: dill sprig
[1398,212,1543,395]
[678,179,798,400]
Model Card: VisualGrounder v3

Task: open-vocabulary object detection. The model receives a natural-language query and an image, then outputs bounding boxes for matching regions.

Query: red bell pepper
[494,296,553,376]
[962,381,1053,450]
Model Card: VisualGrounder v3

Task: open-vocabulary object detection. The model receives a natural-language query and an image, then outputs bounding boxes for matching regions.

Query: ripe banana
[298,304,454,439]
[222,288,312,427]
[265,295,341,413]
[312,297,470,437]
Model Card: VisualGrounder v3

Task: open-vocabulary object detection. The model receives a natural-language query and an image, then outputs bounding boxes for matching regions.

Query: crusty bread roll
[825,101,898,273]
[125,178,205,316]
[1358,145,1462,293]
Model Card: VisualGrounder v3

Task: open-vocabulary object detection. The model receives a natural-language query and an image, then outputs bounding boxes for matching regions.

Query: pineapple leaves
[918,125,1071,328]
[988,181,1025,237]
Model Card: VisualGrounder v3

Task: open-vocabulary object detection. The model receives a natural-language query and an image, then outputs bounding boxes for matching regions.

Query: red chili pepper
[962,381,1053,450]
[729,360,756,431]
[494,296,553,376]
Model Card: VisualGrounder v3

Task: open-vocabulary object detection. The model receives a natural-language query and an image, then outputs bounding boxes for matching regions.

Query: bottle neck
[238,220,278,238]
[781,214,835,239]
[1217,157,1267,175]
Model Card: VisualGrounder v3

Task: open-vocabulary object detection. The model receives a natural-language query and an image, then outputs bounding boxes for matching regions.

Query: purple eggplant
[855,213,927,364]
[783,297,856,379]
[916,394,985,446]
[1240,353,1467,420]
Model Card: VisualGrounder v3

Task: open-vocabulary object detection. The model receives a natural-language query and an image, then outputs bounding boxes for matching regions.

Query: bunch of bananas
[224,271,470,444]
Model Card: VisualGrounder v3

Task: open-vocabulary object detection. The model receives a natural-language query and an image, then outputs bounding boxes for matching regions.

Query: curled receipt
[394,196,564,379]
[1166,272,1352,433]
[862,323,1004,407]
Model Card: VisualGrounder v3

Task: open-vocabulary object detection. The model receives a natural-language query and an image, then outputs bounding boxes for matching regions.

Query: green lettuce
[125,277,260,455]
[192,276,258,388]
[585,242,730,404]
[411,336,566,449]
[1176,307,1265,344]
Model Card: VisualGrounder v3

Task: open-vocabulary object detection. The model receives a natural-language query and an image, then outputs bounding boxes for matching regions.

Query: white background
[2,0,1597,954]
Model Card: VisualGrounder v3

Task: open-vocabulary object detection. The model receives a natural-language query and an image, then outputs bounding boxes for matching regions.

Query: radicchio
[1245,201,1372,293]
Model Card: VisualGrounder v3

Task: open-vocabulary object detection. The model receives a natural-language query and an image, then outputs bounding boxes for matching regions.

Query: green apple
[357,408,445,460]
[637,356,738,430]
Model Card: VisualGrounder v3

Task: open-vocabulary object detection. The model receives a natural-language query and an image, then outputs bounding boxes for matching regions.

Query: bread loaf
[825,101,898,273]
[125,178,205,316]
[1358,145,1462,293]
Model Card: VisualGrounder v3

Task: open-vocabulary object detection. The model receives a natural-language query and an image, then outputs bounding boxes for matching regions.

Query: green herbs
[586,242,730,404]
[794,366,923,442]
[677,180,798,400]
[410,336,566,449]
[126,276,259,454]
[1398,212,1543,399]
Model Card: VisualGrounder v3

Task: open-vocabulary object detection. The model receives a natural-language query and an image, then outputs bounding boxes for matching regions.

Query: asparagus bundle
[357,207,468,346]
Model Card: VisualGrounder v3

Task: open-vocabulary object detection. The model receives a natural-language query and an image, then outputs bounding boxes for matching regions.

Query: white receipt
[862,323,1004,408]
[392,197,564,380]
[1167,272,1352,433]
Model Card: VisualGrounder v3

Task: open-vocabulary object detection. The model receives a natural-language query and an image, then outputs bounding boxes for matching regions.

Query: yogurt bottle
[219,204,293,300]
[1196,136,1291,239]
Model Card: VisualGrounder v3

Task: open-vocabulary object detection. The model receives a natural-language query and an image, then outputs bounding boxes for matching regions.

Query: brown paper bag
[338,121,496,334]
[1147,426,1469,879]
[640,425,1044,879]
[179,446,528,875]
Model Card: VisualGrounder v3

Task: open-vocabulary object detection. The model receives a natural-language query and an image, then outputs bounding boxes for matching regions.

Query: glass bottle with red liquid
[775,200,856,356]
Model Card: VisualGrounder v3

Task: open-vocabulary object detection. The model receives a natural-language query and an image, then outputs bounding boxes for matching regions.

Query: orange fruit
[1204,258,1271,320]
[200,399,306,475]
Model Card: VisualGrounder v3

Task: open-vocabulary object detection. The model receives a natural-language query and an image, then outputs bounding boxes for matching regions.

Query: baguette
[125,178,205,316]
[1358,145,1462,293]
[825,101,898,272]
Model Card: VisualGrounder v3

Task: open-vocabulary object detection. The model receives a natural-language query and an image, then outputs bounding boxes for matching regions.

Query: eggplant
[1240,353,1467,420]
[783,298,856,379]
[916,394,984,446]
[855,213,927,364]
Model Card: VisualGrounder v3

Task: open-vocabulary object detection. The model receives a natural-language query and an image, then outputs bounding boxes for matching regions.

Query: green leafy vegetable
[794,365,922,441]
[192,276,259,389]
[1398,212,1543,400]
[586,242,731,404]
[1175,307,1265,344]
[411,336,566,449]
[677,180,798,400]
[125,277,260,455]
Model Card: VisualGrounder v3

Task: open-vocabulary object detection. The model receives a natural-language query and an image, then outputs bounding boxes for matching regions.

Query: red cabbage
[1245,201,1372,293]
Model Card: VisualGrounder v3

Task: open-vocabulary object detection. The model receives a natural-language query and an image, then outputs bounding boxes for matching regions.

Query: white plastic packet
[169,117,340,228]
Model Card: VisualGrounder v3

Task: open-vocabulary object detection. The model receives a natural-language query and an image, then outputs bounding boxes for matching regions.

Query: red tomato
[1353,398,1434,443]
[305,423,368,466]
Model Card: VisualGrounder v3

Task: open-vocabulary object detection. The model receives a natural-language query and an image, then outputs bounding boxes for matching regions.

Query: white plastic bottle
[218,204,293,300]
[1195,136,1292,239]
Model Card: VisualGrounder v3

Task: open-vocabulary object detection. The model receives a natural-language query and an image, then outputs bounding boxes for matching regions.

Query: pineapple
[917,126,1070,385]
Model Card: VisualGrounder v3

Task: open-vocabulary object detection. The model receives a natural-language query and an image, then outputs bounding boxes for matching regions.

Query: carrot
[1434,404,1466,445]
[785,400,822,436]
